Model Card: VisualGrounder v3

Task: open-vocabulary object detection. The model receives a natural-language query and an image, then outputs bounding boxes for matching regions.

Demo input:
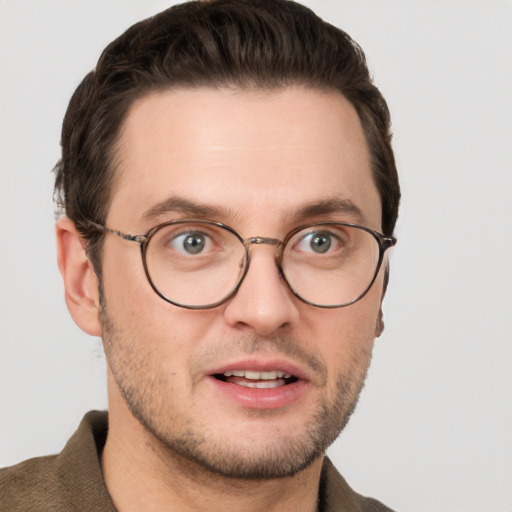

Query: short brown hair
[54,0,400,271]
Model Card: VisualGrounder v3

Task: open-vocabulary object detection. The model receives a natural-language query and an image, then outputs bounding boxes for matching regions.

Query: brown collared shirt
[0,411,395,511]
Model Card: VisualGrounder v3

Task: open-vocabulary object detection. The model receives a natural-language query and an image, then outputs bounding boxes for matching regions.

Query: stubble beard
[100,296,372,480]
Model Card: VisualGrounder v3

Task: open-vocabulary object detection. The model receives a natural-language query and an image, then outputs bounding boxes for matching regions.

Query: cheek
[101,253,223,366]
[331,309,376,368]
[308,285,382,380]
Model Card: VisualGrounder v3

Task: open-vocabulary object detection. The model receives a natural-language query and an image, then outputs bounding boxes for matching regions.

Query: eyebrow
[291,197,366,224]
[141,195,366,226]
[142,196,234,223]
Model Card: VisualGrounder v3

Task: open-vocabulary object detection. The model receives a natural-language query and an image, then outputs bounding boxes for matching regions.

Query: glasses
[87,219,396,310]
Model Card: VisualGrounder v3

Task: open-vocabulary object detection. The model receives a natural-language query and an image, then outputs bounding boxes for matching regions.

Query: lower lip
[207,376,309,410]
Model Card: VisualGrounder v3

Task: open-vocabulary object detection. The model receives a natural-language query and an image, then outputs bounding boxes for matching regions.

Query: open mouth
[213,370,299,389]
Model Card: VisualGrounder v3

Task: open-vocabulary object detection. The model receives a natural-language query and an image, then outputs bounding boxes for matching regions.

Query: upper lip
[206,357,312,381]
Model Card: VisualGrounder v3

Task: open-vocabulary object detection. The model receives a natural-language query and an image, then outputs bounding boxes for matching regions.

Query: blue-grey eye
[309,232,331,253]
[170,232,211,255]
[295,231,335,254]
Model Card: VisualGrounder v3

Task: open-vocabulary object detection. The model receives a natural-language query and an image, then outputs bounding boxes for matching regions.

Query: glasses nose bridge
[243,236,285,266]
[244,236,282,247]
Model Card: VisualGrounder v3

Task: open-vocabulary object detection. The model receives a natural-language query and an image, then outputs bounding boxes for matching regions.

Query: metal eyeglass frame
[86,219,397,310]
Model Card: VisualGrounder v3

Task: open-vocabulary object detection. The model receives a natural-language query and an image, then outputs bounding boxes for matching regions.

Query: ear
[374,264,390,338]
[56,216,102,336]
[374,308,384,337]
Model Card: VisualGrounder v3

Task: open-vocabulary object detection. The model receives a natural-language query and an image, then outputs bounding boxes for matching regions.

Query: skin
[57,86,387,512]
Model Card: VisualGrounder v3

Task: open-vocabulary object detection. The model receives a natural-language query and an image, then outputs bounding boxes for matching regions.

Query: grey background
[1,1,511,511]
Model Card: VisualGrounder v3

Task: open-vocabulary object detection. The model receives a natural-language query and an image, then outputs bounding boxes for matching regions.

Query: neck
[101,394,323,512]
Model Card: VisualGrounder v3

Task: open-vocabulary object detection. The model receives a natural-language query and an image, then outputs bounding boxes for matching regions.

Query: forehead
[109,86,381,231]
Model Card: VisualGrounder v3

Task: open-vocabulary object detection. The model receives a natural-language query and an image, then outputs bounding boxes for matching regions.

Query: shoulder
[0,455,72,511]
[321,457,396,512]
[0,411,114,512]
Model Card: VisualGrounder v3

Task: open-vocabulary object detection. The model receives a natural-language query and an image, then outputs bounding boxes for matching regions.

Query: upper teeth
[223,370,292,380]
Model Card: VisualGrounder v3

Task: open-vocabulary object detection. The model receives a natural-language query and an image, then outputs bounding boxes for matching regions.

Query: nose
[223,244,300,336]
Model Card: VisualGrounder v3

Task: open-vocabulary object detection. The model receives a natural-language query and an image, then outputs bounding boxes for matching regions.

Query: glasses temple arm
[86,221,146,243]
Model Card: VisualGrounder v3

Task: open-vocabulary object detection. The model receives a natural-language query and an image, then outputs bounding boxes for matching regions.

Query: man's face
[99,87,385,478]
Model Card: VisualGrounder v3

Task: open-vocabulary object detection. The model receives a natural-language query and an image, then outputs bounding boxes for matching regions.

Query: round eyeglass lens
[281,224,381,307]
[143,221,247,307]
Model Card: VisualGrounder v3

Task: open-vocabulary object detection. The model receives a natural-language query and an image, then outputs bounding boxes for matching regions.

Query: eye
[169,231,213,255]
[295,230,339,254]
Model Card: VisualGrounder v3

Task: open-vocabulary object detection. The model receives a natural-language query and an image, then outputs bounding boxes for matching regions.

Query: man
[0,0,400,510]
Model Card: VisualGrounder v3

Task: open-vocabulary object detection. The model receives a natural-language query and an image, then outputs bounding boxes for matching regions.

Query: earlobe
[375,265,390,338]
[374,308,384,338]
[56,216,102,337]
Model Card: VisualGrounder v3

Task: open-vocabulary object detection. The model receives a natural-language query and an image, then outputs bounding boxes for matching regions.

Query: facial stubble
[99,293,373,480]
